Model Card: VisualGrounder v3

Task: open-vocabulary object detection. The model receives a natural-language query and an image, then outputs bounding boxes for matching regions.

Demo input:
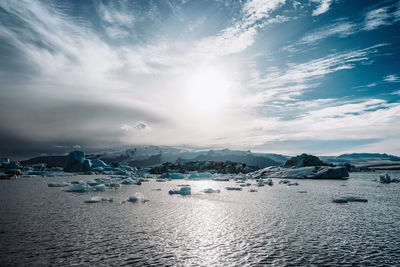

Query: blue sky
[0,0,399,158]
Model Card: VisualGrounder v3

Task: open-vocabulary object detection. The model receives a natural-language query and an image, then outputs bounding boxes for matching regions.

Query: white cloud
[383,74,400,83]
[121,121,152,134]
[311,0,333,16]
[364,6,392,31]
[248,44,385,104]
[195,0,287,57]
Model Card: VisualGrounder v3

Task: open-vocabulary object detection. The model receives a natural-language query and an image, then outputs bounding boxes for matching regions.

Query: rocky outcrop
[149,160,258,175]
[283,153,327,168]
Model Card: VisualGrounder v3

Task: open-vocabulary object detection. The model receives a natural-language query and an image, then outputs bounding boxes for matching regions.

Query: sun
[183,66,232,112]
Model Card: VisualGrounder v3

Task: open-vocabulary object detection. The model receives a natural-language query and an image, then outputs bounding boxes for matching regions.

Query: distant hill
[19,146,285,168]
[21,155,67,167]
[336,153,400,161]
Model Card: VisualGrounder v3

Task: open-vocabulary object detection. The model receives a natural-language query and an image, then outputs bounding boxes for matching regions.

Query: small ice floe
[212,177,229,182]
[170,173,185,179]
[266,178,273,186]
[202,188,221,193]
[332,196,368,204]
[65,183,89,193]
[298,190,307,193]
[189,171,213,179]
[84,196,113,203]
[257,180,265,187]
[225,187,242,191]
[288,182,299,186]
[169,187,191,195]
[152,188,162,191]
[379,173,400,183]
[156,178,167,182]
[279,179,290,184]
[86,179,99,186]
[249,189,258,192]
[127,192,149,203]
[121,178,135,185]
[93,184,106,192]
[177,184,190,187]
[239,183,251,187]
[48,182,69,187]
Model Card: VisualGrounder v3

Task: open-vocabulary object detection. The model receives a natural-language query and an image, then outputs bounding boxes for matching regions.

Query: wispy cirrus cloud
[285,2,400,52]
[195,0,287,57]
[310,0,334,16]
[247,44,385,107]
[383,74,400,83]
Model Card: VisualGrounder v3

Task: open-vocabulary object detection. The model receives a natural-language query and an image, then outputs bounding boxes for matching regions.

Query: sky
[0,0,400,159]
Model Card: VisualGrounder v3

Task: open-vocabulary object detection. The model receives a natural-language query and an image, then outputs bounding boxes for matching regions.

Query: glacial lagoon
[1,172,400,266]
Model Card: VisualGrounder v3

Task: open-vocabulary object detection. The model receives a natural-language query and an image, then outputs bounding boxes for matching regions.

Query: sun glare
[184,66,232,112]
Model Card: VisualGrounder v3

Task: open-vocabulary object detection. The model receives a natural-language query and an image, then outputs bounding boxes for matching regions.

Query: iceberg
[65,183,89,192]
[121,178,135,185]
[170,173,185,179]
[93,184,106,192]
[63,151,85,172]
[258,166,349,179]
[127,192,149,202]
[225,187,242,191]
[48,182,69,187]
[379,173,400,183]
[169,186,191,195]
[189,171,213,179]
[202,188,221,193]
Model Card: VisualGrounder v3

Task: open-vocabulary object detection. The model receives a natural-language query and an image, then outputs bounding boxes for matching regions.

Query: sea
[1,171,400,266]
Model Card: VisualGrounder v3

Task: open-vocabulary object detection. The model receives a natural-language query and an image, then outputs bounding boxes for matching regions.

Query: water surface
[1,172,400,266]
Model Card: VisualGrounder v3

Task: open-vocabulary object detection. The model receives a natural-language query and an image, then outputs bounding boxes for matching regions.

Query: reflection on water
[1,172,400,266]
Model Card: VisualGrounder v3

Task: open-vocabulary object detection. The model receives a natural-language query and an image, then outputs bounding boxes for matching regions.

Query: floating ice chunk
[93,184,106,192]
[288,182,299,186]
[380,173,391,183]
[279,179,290,184]
[189,171,213,179]
[48,182,69,187]
[249,189,258,192]
[202,188,221,193]
[127,192,149,202]
[225,187,242,191]
[332,196,368,203]
[121,178,135,185]
[86,180,99,186]
[170,173,185,179]
[257,180,265,187]
[156,178,167,182]
[266,178,273,186]
[212,177,229,182]
[84,196,113,203]
[169,187,191,195]
[65,183,89,192]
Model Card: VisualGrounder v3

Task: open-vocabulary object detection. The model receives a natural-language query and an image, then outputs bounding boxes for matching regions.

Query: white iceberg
[84,196,113,203]
[127,192,149,202]
[93,184,106,192]
[65,183,89,192]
